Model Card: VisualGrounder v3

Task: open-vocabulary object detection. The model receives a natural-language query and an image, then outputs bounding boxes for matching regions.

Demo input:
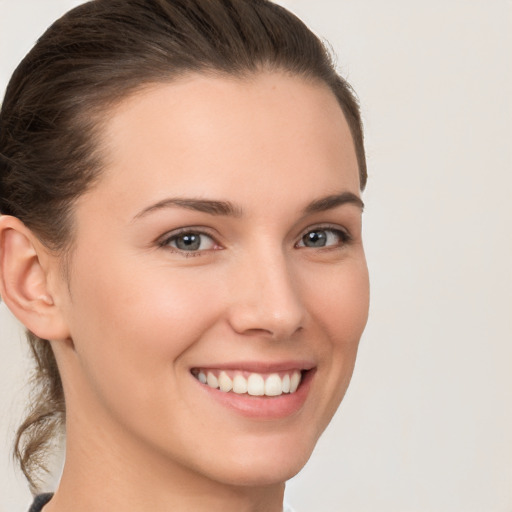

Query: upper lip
[190,360,316,373]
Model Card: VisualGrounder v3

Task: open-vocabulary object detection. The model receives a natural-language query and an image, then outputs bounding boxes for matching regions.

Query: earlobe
[0,215,70,341]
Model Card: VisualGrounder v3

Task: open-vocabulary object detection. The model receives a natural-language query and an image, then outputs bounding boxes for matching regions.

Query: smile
[192,369,303,397]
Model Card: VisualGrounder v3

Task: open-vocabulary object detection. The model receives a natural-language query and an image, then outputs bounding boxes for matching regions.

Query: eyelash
[158,225,351,256]
[295,225,352,249]
[158,227,220,256]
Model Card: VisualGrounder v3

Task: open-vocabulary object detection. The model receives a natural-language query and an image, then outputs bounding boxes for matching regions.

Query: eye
[296,227,349,249]
[161,231,217,252]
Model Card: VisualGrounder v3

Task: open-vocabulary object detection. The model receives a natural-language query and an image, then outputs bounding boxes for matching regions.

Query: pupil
[176,233,200,250]
[305,230,326,247]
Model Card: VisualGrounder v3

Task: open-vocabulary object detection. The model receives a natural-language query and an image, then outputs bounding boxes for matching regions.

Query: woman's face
[53,72,369,487]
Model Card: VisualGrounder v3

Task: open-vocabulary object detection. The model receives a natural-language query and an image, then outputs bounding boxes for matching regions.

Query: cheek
[303,256,369,426]
[65,255,225,395]
[306,256,370,346]
[74,247,213,324]
[329,258,369,384]
[62,256,231,446]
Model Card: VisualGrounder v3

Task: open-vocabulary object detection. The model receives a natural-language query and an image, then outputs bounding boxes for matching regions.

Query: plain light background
[1,1,511,511]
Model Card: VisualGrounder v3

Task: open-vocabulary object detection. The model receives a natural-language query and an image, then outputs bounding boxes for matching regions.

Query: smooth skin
[0,72,369,512]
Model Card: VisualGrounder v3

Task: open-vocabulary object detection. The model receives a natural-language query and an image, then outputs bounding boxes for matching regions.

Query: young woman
[0,1,369,511]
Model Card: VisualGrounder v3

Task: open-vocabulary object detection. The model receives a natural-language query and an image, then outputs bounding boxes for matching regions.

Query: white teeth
[264,373,283,396]
[232,374,248,394]
[282,374,291,393]
[196,369,304,397]
[290,371,301,393]
[247,374,265,396]
[218,371,233,392]
[206,372,218,389]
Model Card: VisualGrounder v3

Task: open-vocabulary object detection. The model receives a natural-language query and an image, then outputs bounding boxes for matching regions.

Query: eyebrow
[303,191,364,214]
[133,197,242,220]
[133,191,363,221]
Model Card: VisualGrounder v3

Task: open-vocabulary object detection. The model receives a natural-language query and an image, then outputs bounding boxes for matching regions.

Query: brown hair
[0,0,366,492]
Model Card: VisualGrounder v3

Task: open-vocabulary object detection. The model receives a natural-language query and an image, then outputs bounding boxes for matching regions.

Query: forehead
[85,72,360,213]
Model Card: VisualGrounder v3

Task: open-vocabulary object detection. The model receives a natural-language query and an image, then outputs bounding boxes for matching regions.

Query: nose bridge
[227,241,305,339]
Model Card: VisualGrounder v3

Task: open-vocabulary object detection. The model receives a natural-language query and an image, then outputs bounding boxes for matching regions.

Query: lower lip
[194,369,315,420]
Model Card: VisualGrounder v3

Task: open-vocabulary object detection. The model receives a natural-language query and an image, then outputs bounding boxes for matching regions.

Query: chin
[194,429,320,488]
[209,458,308,488]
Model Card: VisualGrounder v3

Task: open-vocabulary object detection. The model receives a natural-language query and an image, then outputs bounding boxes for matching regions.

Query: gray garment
[28,494,52,512]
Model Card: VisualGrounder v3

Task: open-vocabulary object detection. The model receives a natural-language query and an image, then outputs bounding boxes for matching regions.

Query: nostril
[243,327,275,337]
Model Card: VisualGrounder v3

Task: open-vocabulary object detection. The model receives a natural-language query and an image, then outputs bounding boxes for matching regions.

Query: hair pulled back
[0,0,366,492]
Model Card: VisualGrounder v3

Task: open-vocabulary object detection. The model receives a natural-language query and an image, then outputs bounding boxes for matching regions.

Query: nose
[226,247,305,340]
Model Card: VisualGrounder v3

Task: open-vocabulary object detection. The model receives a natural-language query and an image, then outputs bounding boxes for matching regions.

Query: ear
[0,215,70,341]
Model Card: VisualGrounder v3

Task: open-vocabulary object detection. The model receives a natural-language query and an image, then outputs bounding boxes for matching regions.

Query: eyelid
[157,226,222,253]
[156,223,351,254]
[295,224,352,248]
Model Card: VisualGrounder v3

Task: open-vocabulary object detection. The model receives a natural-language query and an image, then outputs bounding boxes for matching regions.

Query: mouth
[189,364,315,419]
[191,368,304,397]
